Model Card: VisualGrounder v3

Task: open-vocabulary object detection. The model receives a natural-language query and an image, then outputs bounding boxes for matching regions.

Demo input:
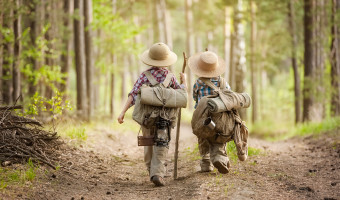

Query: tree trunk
[61,0,73,95]
[152,0,162,42]
[109,0,117,118]
[44,0,55,99]
[207,31,215,52]
[133,16,142,75]
[224,6,232,82]
[160,0,174,72]
[84,0,94,120]
[129,54,137,85]
[120,56,128,105]
[12,0,21,102]
[2,4,14,105]
[250,0,257,123]
[233,0,247,119]
[229,32,235,89]
[28,0,45,96]
[303,0,316,122]
[110,55,116,118]
[288,0,302,123]
[147,0,154,46]
[74,0,87,117]
[331,0,340,116]
[185,0,194,110]
[0,1,4,94]
[314,0,326,120]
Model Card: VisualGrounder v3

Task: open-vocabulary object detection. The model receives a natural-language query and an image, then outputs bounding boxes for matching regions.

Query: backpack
[191,77,250,161]
[132,71,182,129]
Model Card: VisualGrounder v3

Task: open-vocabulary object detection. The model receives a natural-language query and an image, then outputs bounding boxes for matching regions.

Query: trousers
[142,126,168,178]
[198,135,229,168]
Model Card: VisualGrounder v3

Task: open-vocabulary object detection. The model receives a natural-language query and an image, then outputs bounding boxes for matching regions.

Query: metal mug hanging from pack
[203,117,216,130]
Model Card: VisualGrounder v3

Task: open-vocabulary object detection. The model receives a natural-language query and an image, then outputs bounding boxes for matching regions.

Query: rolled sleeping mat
[140,86,188,108]
[207,91,252,113]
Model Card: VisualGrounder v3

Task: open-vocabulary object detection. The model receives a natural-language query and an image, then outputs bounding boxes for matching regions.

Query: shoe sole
[213,161,229,174]
[152,177,165,187]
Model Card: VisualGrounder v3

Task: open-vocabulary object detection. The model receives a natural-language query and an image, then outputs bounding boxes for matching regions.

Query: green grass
[250,117,340,141]
[227,141,262,162]
[184,141,262,163]
[0,159,38,190]
[184,144,201,161]
[65,127,87,141]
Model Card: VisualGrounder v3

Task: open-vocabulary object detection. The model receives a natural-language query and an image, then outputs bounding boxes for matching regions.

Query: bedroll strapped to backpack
[191,77,250,161]
[140,72,187,108]
[132,71,183,129]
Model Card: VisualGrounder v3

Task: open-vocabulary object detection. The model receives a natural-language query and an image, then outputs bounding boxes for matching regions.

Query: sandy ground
[0,124,339,200]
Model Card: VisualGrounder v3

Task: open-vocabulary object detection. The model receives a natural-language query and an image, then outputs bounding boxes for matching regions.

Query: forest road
[9,124,340,200]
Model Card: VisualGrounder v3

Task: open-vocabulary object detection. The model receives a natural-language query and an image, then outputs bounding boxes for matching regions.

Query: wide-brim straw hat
[188,51,226,78]
[140,42,177,67]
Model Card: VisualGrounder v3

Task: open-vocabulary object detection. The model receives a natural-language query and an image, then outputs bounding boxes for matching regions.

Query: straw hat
[188,51,226,78]
[141,42,177,67]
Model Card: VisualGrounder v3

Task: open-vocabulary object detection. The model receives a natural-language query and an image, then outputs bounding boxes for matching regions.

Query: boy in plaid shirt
[189,51,231,173]
[118,43,186,186]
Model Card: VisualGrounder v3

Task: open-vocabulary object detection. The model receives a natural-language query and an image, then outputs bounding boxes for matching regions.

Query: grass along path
[0,121,339,200]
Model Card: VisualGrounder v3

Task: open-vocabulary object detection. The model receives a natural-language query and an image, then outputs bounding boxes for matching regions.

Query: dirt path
[1,124,339,200]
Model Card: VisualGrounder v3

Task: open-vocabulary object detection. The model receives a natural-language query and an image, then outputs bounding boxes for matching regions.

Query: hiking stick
[174,52,187,180]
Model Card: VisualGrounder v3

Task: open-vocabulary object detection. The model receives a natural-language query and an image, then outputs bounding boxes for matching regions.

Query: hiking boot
[213,160,230,174]
[211,154,230,174]
[200,158,213,172]
[201,165,213,172]
[151,175,165,187]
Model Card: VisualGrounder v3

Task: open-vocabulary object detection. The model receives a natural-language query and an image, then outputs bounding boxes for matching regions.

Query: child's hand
[180,72,186,84]
[117,112,125,124]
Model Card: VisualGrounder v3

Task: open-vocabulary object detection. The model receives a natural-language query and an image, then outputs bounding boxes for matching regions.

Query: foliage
[21,24,66,93]
[92,0,145,74]
[24,91,73,119]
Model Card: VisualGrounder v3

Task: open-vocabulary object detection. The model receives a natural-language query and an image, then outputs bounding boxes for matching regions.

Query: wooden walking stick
[174,52,187,179]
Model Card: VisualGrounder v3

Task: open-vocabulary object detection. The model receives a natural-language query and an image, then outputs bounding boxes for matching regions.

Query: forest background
[1,0,340,139]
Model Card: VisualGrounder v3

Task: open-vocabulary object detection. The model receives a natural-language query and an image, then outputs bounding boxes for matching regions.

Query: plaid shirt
[193,76,231,108]
[128,67,183,106]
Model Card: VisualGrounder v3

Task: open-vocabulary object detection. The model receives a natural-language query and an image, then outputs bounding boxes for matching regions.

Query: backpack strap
[201,77,230,108]
[162,73,173,88]
[144,71,159,86]
[219,77,227,90]
[201,77,227,91]
[200,78,220,92]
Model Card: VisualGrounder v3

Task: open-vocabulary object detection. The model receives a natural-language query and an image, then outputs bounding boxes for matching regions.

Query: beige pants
[142,126,168,179]
[198,135,228,167]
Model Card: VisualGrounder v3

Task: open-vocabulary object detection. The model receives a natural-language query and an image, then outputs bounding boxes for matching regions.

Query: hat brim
[140,50,177,67]
[188,52,226,78]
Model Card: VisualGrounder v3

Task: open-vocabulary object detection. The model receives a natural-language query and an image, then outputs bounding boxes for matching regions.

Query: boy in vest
[118,43,186,186]
[188,51,231,174]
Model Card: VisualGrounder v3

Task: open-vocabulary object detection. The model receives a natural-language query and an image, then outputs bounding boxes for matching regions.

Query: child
[118,42,186,186]
[189,51,231,173]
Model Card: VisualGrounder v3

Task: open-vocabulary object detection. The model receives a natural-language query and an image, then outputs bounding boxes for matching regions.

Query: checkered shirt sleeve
[128,67,183,106]
[193,77,231,108]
